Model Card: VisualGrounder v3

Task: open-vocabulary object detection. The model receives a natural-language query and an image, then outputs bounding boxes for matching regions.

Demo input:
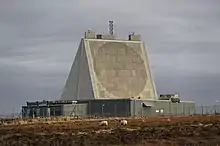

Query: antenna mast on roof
[109,20,114,35]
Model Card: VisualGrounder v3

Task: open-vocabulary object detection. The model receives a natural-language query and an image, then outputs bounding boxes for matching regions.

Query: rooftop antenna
[130,32,135,35]
[109,20,114,35]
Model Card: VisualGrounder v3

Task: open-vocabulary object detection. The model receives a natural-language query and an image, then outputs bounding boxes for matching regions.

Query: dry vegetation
[0,115,220,146]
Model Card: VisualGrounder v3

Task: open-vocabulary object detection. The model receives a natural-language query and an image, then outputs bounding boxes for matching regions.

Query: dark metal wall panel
[89,99,131,117]
[22,105,62,118]
[49,106,62,116]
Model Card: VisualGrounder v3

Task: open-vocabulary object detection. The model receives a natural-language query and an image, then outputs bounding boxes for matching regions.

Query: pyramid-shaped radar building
[61,31,158,100]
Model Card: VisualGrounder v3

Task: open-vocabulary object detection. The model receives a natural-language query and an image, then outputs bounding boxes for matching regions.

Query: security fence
[195,105,220,115]
[1,104,220,119]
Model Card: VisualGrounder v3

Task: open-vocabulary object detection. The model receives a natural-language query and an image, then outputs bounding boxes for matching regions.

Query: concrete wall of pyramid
[61,30,158,100]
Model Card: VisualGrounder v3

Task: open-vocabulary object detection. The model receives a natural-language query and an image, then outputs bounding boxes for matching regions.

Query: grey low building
[22,98,195,118]
[87,98,195,117]
[22,100,87,118]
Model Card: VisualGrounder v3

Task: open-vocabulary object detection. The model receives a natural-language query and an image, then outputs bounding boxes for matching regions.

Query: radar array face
[92,42,147,97]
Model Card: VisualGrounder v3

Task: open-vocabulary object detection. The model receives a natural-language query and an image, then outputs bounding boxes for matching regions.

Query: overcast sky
[0,0,220,114]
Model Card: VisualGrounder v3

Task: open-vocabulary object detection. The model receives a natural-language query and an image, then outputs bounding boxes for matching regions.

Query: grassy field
[0,115,220,146]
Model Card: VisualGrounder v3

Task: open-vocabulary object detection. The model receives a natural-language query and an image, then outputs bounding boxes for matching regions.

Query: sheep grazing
[120,120,128,126]
[99,120,108,126]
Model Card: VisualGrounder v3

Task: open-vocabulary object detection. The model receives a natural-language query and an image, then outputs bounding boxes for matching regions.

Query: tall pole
[175,107,177,116]
[134,99,136,117]
[101,104,105,117]
[141,103,143,117]
[125,102,127,117]
[114,104,117,117]
[183,102,185,116]
[169,101,171,116]
[53,107,55,116]
[214,100,218,115]
[201,104,203,115]
[89,100,91,117]
[215,100,219,115]
[12,107,14,118]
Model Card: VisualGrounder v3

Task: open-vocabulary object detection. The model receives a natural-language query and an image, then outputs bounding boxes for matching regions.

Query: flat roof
[24,98,194,105]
